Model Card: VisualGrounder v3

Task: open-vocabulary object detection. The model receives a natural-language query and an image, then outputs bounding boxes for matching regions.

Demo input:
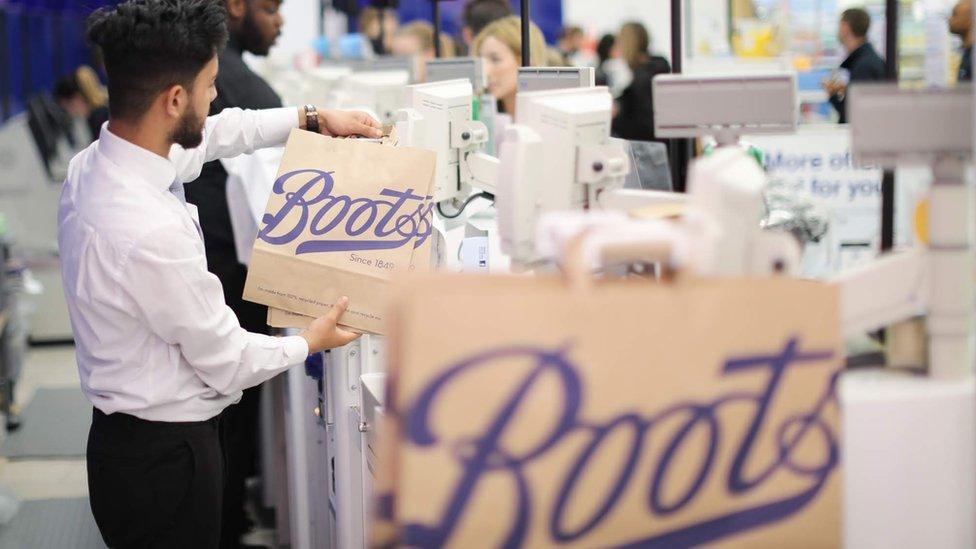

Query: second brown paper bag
[244,129,436,334]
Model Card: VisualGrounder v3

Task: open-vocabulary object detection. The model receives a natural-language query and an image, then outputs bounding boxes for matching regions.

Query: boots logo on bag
[394,337,839,547]
[258,169,434,254]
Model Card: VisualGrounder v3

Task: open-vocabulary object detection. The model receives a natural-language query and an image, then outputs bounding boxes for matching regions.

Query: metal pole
[433,0,442,58]
[670,0,682,73]
[668,0,689,192]
[881,0,898,251]
[520,0,530,66]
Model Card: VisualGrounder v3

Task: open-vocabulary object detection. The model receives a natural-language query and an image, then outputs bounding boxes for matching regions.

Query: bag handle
[561,221,684,291]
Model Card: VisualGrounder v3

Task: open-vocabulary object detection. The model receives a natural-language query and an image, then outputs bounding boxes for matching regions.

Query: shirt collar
[96,123,177,192]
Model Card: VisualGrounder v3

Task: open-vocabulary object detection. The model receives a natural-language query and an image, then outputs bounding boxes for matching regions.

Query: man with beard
[183,0,292,545]
[60,0,379,546]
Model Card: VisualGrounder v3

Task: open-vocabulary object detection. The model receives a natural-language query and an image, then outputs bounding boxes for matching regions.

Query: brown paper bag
[266,205,437,331]
[244,128,436,334]
[378,272,843,548]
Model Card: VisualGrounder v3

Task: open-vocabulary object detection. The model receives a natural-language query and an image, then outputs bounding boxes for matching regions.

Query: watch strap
[304,104,319,133]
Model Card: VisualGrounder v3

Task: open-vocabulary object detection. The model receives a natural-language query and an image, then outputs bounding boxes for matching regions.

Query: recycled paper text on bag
[381,275,843,548]
[244,129,436,334]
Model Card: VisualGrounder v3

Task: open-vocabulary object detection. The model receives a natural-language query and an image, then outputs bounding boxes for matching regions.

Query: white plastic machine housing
[517,66,595,92]
[840,84,974,547]
[395,79,496,203]
[837,84,974,379]
[336,70,411,125]
[653,73,797,145]
[426,57,487,92]
[302,65,355,109]
[499,86,629,266]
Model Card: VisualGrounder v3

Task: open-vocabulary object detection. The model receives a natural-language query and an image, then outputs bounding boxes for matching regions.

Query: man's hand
[317,109,383,138]
[300,296,362,353]
[821,79,847,98]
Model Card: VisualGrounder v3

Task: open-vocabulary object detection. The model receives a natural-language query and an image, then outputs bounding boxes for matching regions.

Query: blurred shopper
[360,6,399,55]
[391,21,457,82]
[823,8,885,123]
[473,15,548,117]
[594,33,615,85]
[557,25,595,67]
[610,21,671,142]
[53,66,109,144]
[461,0,512,54]
[182,0,287,545]
[950,0,972,82]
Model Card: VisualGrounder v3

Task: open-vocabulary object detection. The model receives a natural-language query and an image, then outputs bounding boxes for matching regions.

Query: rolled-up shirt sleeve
[171,106,299,183]
[120,222,308,395]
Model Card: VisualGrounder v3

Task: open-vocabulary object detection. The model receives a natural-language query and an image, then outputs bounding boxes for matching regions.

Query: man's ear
[162,84,186,119]
[225,0,247,22]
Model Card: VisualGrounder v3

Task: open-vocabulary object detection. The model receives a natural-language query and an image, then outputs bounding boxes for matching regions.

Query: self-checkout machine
[328,57,415,125]
[532,78,976,546]
[330,70,627,545]
[495,73,788,270]
[528,72,804,283]
[834,84,975,548]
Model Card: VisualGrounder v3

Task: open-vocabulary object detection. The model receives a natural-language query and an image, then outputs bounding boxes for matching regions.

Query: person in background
[181,0,286,545]
[473,15,548,117]
[359,6,399,55]
[460,0,512,55]
[822,8,885,123]
[557,25,584,57]
[594,33,616,86]
[391,20,457,82]
[53,66,109,144]
[557,25,595,67]
[610,21,671,142]
[949,0,972,82]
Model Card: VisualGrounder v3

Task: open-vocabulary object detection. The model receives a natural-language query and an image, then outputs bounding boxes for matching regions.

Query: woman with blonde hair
[472,15,548,116]
[611,21,671,142]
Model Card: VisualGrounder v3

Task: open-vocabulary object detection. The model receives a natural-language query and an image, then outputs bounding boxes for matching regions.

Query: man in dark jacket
[610,22,671,143]
[824,8,886,123]
[183,0,283,546]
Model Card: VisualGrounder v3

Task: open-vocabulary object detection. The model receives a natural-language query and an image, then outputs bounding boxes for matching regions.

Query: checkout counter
[229,58,973,548]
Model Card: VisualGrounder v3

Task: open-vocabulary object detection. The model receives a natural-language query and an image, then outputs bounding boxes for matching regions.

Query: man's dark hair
[86,0,228,120]
[463,0,512,36]
[596,33,615,65]
[841,8,871,39]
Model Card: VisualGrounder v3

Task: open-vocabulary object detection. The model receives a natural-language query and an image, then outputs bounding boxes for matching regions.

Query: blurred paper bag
[243,129,436,334]
[378,269,843,548]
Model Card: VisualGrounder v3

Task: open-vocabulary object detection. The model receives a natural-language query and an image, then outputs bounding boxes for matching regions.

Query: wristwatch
[304,104,319,134]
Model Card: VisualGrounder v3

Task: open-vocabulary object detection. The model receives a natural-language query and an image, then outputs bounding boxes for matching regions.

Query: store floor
[0,346,100,548]
[0,346,276,548]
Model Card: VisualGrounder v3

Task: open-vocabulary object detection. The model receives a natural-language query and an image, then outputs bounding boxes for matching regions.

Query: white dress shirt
[58,107,309,422]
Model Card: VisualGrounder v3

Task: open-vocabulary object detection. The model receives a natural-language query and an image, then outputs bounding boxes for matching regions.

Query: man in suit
[184,0,287,546]
[823,8,886,123]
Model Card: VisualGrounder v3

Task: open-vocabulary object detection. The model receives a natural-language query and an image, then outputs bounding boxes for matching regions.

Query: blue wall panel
[1,0,112,122]
[364,0,564,44]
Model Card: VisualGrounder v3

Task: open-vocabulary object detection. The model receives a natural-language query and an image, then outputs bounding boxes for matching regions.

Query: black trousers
[87,408,224,548]
[218,386,261,548]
